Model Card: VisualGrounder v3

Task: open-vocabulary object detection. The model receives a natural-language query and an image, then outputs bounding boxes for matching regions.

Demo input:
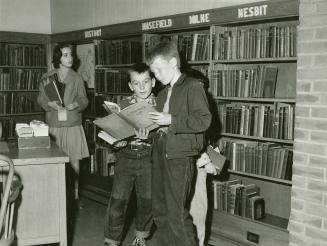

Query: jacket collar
[165,73,186,91]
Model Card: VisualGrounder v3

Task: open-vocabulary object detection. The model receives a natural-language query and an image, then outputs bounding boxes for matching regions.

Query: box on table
[17,136,50,149]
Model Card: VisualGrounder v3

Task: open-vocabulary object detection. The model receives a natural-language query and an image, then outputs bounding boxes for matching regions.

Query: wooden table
[0,141,69,246]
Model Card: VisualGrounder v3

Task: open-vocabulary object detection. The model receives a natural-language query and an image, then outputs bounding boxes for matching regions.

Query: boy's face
[149,56,175,85]
[128,71,155,100]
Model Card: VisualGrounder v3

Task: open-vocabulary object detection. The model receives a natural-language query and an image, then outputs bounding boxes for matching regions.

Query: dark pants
[152,133,197,246]
[104,149,152,244]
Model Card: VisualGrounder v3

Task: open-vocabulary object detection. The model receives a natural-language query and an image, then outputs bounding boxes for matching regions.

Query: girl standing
[38,44,89,200]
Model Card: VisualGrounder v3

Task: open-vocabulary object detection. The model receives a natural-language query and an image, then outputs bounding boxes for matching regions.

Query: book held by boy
[94,100,159,144]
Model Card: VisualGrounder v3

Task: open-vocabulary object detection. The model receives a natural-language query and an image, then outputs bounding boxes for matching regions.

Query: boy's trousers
[104,150,152,244]
[151,132,197,246]
[190,167,208,246]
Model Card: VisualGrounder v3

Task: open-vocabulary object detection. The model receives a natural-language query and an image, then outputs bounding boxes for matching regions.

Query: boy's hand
[135,128,149,140]
[65,102,79,111]
[48,101,63,110]
[114,140,127,148]
[148,112,171,125]
[204,162,220,175]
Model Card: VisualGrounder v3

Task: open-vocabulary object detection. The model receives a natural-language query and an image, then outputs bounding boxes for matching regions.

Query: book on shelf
[262,66,278,98]
[94,100,159,144]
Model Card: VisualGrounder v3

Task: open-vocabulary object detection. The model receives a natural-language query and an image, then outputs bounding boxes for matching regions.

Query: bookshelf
[51,0,299,243]
[209,15,297,246]
[0,32,49,141]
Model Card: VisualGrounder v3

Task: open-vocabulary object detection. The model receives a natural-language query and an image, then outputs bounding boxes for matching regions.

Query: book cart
[52,0,299,244]
[0,32,49,141]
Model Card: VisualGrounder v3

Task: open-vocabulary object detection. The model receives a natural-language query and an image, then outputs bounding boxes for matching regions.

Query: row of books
[94,40,142,65]
[212,24,297,60]
[0,68,45,90]
[90,149,116,176]
[218,102,294,140]
[212,179,265,220]
[0,93,41,114]
[222,139,293,180]
[144,33,210,62]
[0,43,47,66]
[210,64,278,98]
[95,69,130,94]
[0,118,15,139]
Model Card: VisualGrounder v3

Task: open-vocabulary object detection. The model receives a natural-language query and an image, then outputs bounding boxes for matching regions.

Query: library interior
[0,0,327,245]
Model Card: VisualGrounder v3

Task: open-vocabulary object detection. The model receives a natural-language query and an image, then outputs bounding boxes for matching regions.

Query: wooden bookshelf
[211,9,297,242]
[0,32,49,141]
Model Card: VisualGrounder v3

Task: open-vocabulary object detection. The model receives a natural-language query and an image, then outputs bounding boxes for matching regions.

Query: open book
[102,101,121,114]
[94,100,159,144]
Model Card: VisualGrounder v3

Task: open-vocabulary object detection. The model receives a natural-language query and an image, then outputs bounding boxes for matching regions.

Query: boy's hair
[145,41,180,67]
[52,43,73,68]
[128,63,154,79]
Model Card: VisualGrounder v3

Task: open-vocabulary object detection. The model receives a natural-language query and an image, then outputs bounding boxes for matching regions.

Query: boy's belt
[127,142,151,151]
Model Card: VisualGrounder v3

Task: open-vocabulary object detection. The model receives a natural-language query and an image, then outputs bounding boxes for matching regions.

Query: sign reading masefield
[141,19,173,31]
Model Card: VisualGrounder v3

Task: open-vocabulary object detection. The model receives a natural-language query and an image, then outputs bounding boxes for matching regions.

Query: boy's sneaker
[132,237,146,246]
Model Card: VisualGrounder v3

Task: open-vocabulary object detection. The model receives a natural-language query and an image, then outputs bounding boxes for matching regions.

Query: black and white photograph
[0,0,326,245]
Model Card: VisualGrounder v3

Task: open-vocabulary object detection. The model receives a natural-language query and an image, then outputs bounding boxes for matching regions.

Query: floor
[67,197,155,246]
[60,196,239,246]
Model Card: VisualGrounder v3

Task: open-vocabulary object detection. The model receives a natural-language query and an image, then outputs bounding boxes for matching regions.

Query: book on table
[94,100,159,144]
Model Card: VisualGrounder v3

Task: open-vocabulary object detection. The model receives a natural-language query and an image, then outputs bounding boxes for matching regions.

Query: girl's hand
[148,112,172,126]
[135,128,149,140]
[65,102,79,110]
[48,101,63,110]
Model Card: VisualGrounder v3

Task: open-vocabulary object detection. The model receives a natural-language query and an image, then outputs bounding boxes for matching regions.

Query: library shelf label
[85,29,102,39]
[189,13,210,25]
[238,4,268,19]
[141,18,173,31]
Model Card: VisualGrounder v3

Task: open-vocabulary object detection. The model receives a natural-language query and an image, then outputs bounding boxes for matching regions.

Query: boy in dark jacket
[147,41,212,246]
[104,63,156,246]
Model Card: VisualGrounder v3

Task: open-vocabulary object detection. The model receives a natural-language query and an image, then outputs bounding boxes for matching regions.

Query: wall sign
[84,29,102,38]
[238,4,268,18]
[141,18,173,31]
[189,13,210,25]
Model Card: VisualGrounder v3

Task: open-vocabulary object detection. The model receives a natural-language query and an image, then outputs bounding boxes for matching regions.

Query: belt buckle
[130,143,139,151]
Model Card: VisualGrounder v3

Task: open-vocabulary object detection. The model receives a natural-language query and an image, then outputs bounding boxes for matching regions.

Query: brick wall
[289,0,327,245]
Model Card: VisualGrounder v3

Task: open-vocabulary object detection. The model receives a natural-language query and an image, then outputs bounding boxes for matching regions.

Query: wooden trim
[51,0,299,43]
[0,31,50,44]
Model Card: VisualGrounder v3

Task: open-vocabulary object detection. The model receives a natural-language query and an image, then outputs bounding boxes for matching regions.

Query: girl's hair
[145,41,180,67]
[52,43,73,68]
[128,63,154,78]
